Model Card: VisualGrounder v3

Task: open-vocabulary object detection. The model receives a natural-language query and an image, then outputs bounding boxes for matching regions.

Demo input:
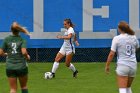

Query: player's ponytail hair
[118,21,135,35]
[11,22,20,35]
[11,22,30,36]
[64,18,75,28]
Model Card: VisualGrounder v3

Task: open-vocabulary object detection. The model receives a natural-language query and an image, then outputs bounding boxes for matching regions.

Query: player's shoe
[73,70,78,78]
[51,73,55,78]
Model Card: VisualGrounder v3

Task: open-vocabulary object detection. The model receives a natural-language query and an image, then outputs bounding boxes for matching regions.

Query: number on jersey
[11,43,17,54]
[126,45,132,56]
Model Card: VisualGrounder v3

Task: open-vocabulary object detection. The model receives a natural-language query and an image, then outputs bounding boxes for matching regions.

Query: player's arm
[74,33,79,46]
[57,33,72,39]
[0,39,8,56]
[136,38,139,51]
[105,50,115,74]
[21,48,30,60]
[21,39,30,60]
[12,22,30,36]
[0,49,7,56]
[0,49,4,56]
[105,37,117,74]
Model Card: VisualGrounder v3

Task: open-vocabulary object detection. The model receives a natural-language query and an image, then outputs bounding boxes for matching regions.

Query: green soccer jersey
[1,35,28,70]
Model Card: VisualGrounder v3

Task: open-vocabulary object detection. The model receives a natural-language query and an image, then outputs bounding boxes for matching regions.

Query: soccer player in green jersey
[0,22,30,93]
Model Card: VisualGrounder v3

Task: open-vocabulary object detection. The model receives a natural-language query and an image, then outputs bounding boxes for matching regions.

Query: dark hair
[118,21,135,35]
[64,18,75,27]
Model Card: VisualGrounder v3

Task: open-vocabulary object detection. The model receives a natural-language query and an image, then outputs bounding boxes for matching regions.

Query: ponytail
[118,21,135,35]
[11,22,30,36]
[64,18,75,28]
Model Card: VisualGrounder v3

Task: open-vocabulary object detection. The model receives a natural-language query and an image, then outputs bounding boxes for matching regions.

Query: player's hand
[75,41,80,46]
[4,53,8,56]
[26,54,30,61]
[105,66,110,74]
[57,35,63,39]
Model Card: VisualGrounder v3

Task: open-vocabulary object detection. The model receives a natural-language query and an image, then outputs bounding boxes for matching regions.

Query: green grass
[0,62,140,93]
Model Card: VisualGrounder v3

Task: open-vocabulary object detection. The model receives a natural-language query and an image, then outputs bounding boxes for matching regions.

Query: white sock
[127,87,132,93]
[51,62,59,73]
[69,63,76,72]
[119,88,127,93]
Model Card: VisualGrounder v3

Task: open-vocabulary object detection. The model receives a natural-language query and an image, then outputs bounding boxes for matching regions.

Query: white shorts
[59,45,75,55]
[116,64,137,77]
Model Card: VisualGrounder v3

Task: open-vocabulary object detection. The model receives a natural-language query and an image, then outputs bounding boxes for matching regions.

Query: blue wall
[0,0,140,48]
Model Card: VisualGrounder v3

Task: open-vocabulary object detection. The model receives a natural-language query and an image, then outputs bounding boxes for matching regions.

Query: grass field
[0,62,140,93]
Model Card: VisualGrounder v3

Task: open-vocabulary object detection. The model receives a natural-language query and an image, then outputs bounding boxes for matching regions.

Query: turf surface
[0,62,140,93]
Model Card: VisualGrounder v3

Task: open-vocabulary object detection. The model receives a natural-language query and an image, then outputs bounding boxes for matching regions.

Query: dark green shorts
[6,67,28,77]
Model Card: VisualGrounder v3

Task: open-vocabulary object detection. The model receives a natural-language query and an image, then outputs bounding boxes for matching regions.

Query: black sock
[22,89,28,93]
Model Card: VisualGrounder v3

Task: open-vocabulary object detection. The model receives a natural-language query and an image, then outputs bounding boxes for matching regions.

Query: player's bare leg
[117,75,128,93]
[19,75,28,93]
[127,77,134,93]
[51,52,65,77]
[66,53,78,78]
[8,77,17,93]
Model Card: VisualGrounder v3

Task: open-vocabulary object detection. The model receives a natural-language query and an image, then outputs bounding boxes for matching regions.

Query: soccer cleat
[73,70,78,78]
[51,73,55,78]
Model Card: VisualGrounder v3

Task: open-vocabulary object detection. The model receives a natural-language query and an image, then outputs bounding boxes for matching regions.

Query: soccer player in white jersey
[105,21,139,93]
[51,18,79,78]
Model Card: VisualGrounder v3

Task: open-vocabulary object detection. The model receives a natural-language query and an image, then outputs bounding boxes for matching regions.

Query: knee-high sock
[69,63,76,72]
[51,62,59,73]
[119,88,127,93]
[127,87,132,93]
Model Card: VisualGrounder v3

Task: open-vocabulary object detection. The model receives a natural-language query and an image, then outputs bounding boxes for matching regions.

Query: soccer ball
[44,72,53,79]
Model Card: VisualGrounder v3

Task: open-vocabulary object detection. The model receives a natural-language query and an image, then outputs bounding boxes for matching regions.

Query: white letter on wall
[129,0,140,38]
[31,0,60,39]
[80,0,117,39]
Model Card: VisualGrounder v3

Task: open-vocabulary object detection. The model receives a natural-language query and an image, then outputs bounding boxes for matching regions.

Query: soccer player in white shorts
[105,21,139,93]
[50,18,79,78]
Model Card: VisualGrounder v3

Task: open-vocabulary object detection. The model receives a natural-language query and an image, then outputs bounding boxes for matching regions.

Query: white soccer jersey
[64,27,75,44]
[59,27,75,55]
[111,34,139,69]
